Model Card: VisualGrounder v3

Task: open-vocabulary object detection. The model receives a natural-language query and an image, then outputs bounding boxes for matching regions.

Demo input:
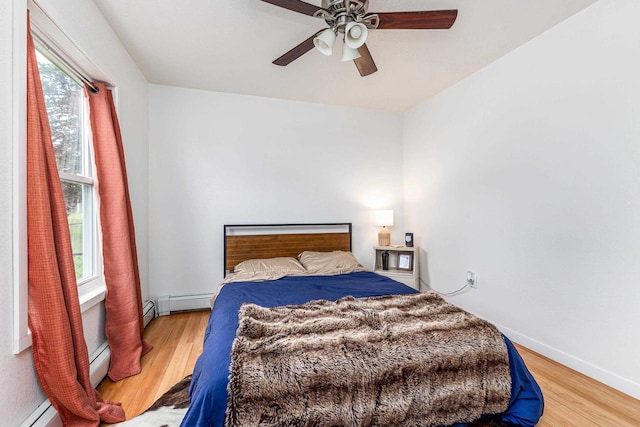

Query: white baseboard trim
[496,323,640,400]
[157,293,213,316]
[21,301,157,427]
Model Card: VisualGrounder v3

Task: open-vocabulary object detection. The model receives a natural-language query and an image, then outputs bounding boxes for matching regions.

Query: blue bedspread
[182,272,543,426]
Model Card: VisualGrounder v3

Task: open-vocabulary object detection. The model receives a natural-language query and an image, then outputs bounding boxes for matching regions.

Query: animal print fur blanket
[111,375,190,427]
[226,292,511,427]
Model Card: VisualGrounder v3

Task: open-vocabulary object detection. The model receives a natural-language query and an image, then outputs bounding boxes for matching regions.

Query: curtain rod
[31,31,100,93]
[29,0,100,93]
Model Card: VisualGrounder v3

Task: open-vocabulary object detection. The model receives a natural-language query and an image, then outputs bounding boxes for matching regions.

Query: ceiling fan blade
[260,0,324,17]
[353,44,377,77]
[375,10,458,30]
[273,32,319,66]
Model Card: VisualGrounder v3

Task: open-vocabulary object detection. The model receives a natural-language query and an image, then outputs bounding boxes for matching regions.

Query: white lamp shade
[374,210,394,227]
[341,44,361,61]
[344,22,368,49]
[314,29,336,56]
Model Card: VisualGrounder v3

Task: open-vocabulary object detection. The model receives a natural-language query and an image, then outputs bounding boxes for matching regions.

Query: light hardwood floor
[97,310,209,420]
[98,310,640,426]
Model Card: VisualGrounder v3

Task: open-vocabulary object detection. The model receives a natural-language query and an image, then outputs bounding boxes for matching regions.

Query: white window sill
[14,278,106,354]
[78,276,106,313]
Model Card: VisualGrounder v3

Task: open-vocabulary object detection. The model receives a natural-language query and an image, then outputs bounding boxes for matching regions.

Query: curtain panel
[26,18,126,426]
[87,83,152,382]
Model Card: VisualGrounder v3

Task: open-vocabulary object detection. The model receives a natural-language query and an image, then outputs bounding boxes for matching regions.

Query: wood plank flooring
[97,310,209,419]
[514,344,639,426]
[98,310,640,426]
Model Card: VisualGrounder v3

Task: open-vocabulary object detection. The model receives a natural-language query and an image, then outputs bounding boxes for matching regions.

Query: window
[35,50,97,284]
[14,3,109,354]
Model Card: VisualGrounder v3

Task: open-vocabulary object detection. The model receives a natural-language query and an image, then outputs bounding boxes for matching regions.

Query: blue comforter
[182,272,543,426]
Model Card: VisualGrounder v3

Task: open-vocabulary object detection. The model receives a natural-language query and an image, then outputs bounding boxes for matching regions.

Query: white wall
[403,0,640,398]
[4,0,149,424]
[149,85,404,299]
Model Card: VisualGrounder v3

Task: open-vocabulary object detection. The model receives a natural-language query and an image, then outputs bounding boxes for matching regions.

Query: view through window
[36,50,96,283]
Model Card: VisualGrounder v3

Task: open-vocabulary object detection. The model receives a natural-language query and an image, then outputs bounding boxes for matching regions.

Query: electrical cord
[420,278,472,297]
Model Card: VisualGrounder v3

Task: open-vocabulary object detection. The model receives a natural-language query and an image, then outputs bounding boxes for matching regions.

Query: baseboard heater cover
[157,293,213,316]
[21,300,156,427]
[143,300,156,327]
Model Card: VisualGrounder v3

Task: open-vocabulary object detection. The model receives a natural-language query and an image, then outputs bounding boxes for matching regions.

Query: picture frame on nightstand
[397,253,413,271]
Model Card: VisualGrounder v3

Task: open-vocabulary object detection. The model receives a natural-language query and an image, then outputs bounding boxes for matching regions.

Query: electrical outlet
[466,271,477,289]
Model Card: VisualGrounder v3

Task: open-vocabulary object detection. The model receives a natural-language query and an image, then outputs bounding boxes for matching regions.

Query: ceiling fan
[261,0,458,77]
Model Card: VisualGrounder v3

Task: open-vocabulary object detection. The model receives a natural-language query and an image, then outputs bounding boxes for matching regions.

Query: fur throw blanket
[226,292,511,427]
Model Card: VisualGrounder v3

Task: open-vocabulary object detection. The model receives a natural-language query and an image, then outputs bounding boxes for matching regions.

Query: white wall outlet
[467,271,477,288]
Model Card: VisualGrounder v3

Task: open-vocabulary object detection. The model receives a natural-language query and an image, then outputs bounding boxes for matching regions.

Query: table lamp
[374,210,393,246]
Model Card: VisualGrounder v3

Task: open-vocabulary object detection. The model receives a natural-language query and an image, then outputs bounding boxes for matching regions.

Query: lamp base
[378,227,391,246]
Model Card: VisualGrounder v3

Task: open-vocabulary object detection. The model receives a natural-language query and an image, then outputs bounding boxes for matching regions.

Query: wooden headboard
[224,223,352,276]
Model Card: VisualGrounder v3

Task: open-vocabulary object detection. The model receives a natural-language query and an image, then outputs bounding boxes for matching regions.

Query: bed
[182,224,543,426]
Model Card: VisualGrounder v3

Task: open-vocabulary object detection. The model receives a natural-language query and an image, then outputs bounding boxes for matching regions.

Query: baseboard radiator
[157,293,213,316]
[21,300,156,427]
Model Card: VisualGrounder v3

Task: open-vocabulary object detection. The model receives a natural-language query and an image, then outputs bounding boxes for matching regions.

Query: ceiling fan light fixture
[344,21,368,49]
[262,0,458,77]
[341,44,361,62]
[313,28,337,56]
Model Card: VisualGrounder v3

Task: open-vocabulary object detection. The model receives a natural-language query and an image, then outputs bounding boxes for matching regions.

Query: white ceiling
[94,0,598,112]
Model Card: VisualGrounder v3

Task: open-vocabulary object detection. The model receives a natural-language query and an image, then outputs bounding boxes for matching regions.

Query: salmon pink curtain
[26,19,126,426]
[87,82,152,382]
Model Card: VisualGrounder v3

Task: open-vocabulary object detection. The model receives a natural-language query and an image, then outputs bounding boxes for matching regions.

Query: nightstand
[373,246,420,290]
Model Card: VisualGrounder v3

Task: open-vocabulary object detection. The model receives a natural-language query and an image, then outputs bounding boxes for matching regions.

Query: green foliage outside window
[36,50,94,281]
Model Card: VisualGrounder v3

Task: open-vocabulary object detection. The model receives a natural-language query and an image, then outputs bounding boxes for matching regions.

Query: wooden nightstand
[373,246,420,290]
